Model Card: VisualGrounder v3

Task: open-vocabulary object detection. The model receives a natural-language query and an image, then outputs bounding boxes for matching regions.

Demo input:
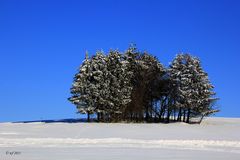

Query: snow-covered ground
[0,117,240,160]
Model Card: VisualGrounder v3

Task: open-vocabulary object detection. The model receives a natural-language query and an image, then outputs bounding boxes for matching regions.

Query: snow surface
[0,117,240,160]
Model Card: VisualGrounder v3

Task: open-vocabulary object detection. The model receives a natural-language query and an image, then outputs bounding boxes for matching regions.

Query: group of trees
[69,46,219,123]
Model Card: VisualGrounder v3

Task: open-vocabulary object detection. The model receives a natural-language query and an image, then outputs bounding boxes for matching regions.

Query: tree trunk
[166,109,171,123]
[87,112,90,122]
[97,112,100,122]
[183,110,186,122]
[173,109,176,121]
[177,108,182,121]
[186,108,191,123]
[145,105,149,122]
[199,115,204,124]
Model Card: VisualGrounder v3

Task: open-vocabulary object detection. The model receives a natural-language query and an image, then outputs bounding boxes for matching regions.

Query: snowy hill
[0,117,240,160]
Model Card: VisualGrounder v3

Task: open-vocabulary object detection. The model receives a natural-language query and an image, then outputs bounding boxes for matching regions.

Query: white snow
[0,117,240,159]
[0,132,19,135]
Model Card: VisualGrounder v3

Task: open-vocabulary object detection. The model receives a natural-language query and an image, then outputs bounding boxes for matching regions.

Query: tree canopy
[69,46,219,123]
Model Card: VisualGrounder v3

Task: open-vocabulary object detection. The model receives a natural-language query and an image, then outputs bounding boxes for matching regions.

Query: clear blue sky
[0,0,240,122]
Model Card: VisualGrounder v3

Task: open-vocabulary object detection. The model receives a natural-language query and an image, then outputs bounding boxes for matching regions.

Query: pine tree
[188,56,218,122]
[69,52,95,121]
[122,46,142,121]
[139,53,165,122]
[168,54,218,123]
[88,51,108,121]
[123,46,165,122]
[68,47,218,123]
[105,50,133,121]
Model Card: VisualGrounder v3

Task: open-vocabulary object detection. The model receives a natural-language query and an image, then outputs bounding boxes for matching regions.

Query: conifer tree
[123,46,165,121]
[69,52,95,121]
[105,50,133,121]
[168,54,218,123]
[188,56,218,122]
[88,52,108,121]
[139,53,165,122]
[69,47,218,123]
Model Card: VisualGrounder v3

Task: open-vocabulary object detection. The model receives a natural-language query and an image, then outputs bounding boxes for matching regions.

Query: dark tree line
[69,46,219,123]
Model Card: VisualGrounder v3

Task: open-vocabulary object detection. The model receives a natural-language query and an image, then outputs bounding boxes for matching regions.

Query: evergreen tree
[68,47,218,123]
[123,46,143,121]
[105,50,133,121]
[88,51,108,121]
[69,52,95,121]
[139,53,165,122]
[188,56,218,122]
[168,54,218,123]
[123,46,165,122]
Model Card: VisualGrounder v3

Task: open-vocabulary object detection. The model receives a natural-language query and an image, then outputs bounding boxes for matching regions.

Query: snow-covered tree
[87,51,108,120]
[168,54,218,123]
[189,56,218,121]
[105,50,133,121]
[69,52,95,121]
[69,49,134,122]
[139,53,165,121]
[69,47,218,123]
[123,46,165,122]
[122,46,142,120]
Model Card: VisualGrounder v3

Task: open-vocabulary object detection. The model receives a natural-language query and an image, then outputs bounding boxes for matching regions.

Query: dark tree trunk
[150,100,153,121]
[166,109,171,123]
[87,112,90,122]
[173,109,176,121]
[145,106,149,122]
[183,110,186,122]
[177,108,182,121]
[186,108,191,123]
[97,112,100,122]
[199,115,204,124]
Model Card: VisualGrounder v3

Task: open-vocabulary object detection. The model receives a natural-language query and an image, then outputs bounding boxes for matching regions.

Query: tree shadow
[13,118,90,123]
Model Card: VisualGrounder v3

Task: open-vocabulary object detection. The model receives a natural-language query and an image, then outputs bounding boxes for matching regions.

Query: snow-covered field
[0,117,240,160]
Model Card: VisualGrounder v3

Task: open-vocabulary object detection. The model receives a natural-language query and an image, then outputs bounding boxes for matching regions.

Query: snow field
[1,117,240,160]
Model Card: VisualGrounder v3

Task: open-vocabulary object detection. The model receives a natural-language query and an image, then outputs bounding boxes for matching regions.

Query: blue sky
[0,0,240,122]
